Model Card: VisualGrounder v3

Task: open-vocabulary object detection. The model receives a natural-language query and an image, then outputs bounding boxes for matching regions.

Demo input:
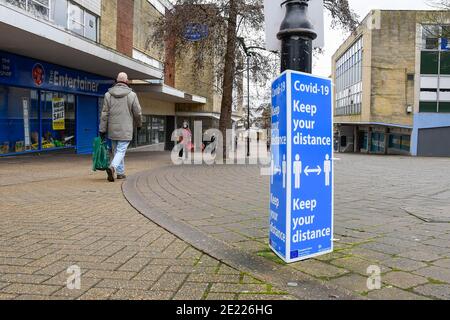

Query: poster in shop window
[22,98,31,149]
[52,98,65,131]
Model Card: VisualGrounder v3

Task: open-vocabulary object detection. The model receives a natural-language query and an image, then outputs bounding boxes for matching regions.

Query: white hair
[117,72,129,83]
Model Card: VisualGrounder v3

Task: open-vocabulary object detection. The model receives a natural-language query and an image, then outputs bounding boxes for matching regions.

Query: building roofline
[332,9,450,61]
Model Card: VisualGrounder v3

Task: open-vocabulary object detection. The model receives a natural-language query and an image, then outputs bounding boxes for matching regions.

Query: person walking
[99,72,142,182]
[178,120,193,160]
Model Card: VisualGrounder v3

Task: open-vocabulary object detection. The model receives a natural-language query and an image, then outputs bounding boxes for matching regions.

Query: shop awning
[131,82,207,104]
[335,122,413,129]
[175,111,243,122]
[0,5,163,80]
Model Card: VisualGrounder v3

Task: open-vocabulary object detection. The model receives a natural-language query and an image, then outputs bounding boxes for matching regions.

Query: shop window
[370,133,385,153]
[132,116,167,147]
[0,86,39,154]
[340,136,347,148]
[390,135,410,152]
[401,136,411,151]
[421,52,439,75]
[151,117,166,145]
[359,132,368,150]
[137,116,151,147]
[40,91,76,149]
[419,101,438,113]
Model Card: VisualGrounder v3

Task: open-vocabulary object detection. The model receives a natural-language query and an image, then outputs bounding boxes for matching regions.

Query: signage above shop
[0,50,112,96]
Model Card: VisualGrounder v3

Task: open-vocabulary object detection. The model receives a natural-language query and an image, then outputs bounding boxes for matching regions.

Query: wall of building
[370,11,416,127]
[133,0,165,62]
[332,12,372,124]
[137,95,176,116]
[116,0,134,57]
[332,11,419,127]
[100,0,118,50]
[73,0,101,16]
[174,47,218,114]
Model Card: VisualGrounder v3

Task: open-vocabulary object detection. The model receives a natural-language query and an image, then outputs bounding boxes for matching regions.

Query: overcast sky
[313,0,436,77]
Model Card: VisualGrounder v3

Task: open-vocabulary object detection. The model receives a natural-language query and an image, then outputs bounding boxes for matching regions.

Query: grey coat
[100,83,143,141]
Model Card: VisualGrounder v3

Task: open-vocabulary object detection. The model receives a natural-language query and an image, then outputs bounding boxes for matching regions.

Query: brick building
[332,10,450,156]
[0,0,242,156]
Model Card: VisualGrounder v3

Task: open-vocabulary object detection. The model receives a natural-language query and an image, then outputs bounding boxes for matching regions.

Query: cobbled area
[0,152,294,300]
[128,154,450,300]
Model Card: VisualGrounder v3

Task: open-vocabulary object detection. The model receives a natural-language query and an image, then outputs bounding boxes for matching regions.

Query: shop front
[0,50,112,156]
[133,115,168,150]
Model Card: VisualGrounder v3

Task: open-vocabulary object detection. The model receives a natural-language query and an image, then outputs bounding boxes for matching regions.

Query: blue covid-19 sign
[270,70,334,263]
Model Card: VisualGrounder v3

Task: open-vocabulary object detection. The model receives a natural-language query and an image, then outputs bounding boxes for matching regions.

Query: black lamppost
[278,0,317,73]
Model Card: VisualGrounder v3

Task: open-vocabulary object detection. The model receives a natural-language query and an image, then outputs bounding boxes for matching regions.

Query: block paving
[0,152,293,300]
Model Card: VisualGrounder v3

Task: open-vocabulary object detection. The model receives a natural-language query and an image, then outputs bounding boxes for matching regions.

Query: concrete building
[0,0,240,156]
[332,10,450,156]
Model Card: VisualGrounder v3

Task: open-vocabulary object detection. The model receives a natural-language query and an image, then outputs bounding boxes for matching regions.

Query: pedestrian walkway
[124,154,450,300]
[0,152,294,300]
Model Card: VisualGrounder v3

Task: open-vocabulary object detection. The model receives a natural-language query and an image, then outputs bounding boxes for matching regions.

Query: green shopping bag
[92,137,110,171]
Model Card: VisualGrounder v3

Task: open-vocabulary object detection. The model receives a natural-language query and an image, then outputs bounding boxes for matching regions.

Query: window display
[133,115,166,147]
[40,91,76,149]
[0,86,39,154]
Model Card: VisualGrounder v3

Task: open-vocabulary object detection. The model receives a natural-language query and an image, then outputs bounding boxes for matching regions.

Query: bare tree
[428,0,450,9]
[148,0,358,154]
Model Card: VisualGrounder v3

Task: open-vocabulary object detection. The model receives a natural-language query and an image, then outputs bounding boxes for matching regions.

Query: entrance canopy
[132,82,207,104]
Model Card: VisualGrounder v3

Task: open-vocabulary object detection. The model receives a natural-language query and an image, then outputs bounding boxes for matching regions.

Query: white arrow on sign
[264,0,325,51]
[304,166,322,176]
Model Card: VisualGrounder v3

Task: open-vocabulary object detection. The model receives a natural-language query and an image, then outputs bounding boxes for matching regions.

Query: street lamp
[237,38,268,157]
[278,0,317,73]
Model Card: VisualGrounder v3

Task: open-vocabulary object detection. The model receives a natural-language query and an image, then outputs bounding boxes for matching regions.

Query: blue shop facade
[0,50,113,156]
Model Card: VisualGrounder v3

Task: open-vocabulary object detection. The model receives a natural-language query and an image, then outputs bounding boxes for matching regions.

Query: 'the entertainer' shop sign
[0,50,111,96]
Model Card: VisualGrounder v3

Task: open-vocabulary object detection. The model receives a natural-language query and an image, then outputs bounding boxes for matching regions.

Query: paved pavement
[124,153,450,300]
[0,151,294,300]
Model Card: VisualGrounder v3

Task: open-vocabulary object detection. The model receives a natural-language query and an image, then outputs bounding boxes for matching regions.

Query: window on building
[439,101,450,113]
[68,1,98,42]
[335,37,363,116]
[2,0,50,20]
[420,24,450,113]
[84,11,98,42]
[423,25,440,50]
[441,51,450,75]
[421,51,439,74]
[68,2,84,36]
[1,0,99,42]
[419,101,438,113]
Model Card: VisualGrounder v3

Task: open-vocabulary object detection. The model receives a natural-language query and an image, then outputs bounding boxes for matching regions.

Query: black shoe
[106,167,115,182]
[117,174,127,180]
